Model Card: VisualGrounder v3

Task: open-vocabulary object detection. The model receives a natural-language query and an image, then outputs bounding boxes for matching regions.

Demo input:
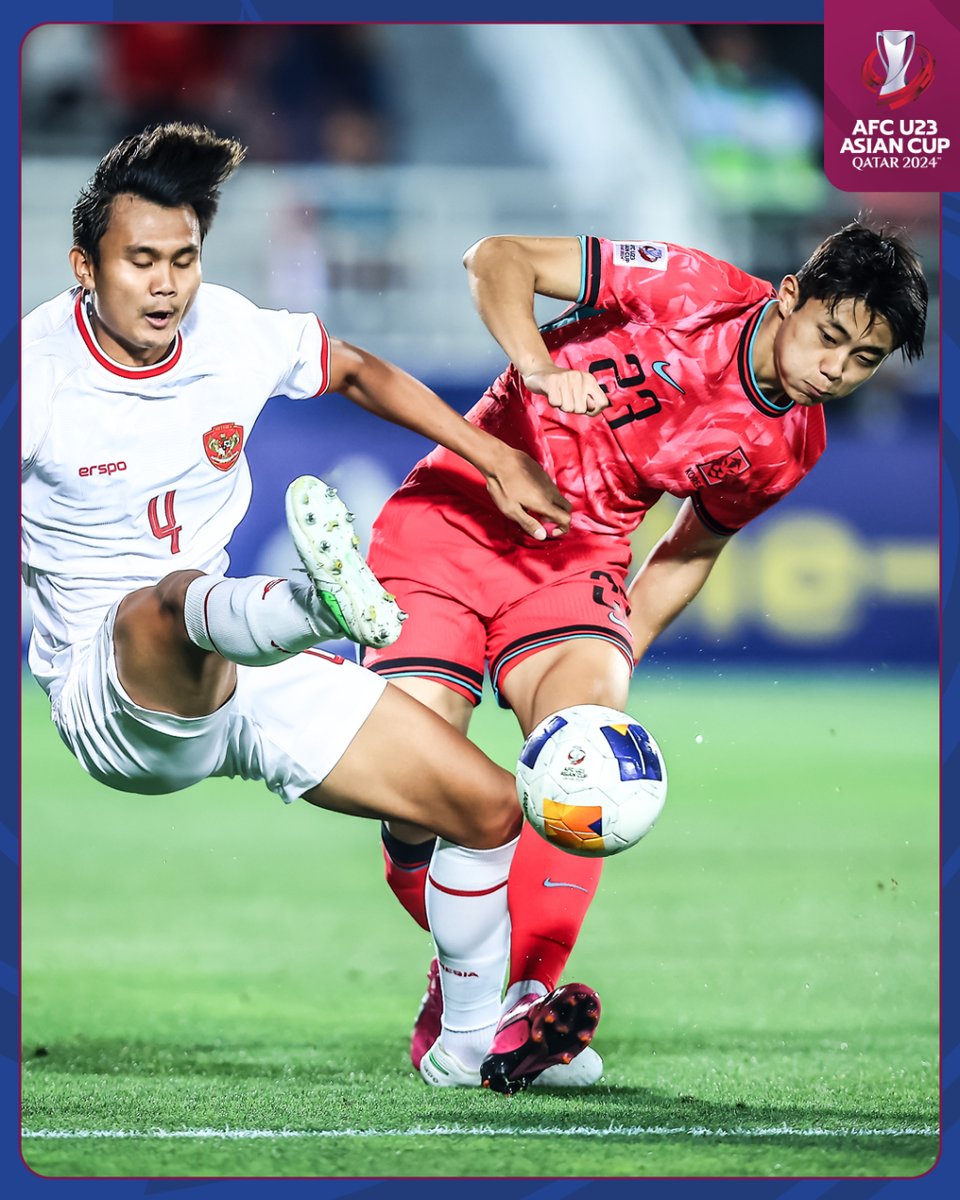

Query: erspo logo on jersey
[203,422,244,471]
[78,461,127,477]
[612,241,669,272]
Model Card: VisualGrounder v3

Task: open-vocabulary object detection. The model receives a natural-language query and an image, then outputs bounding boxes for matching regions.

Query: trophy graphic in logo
[877,30,914,95]
[862,29,935,107]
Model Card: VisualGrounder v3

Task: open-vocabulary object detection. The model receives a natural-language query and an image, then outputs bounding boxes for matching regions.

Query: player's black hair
[794,217,927,361]
[71,123,247,266]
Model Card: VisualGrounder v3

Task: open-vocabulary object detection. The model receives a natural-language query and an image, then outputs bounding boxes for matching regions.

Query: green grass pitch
[20,667,939,1178]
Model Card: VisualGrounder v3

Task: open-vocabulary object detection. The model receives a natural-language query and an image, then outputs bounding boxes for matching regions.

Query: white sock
[183,574,341,667]
[426,836,518,1071]
[502,979,548,1017]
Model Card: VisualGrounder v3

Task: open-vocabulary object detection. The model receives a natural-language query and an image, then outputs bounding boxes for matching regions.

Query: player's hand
[523,365,609,416]
[484,445,572,541]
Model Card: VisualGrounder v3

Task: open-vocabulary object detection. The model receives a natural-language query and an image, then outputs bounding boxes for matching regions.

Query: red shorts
[363,485,634,706]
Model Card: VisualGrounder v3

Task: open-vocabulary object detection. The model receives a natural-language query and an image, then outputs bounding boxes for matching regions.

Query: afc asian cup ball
[516,704,667,858]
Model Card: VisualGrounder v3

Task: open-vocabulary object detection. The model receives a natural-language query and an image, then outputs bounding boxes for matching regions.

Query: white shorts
[50,602,387,802]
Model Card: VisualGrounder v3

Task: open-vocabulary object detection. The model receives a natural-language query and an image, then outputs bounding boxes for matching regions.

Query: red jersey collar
[737,298,794,418]
[74,291,183,379]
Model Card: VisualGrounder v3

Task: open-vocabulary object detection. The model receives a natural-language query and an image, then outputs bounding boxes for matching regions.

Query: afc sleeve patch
[611,241,669,271]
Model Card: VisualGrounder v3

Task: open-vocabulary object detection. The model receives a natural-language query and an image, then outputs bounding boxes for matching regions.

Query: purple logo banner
[824,0,960,190]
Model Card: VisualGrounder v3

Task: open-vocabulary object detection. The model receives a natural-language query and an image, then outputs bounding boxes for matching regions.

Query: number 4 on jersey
[148,491,182,554]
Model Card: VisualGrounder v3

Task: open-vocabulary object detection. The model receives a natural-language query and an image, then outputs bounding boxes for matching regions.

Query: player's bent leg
[113,570,238,718]
[383,675,475,843]
[53,595,235,797]
[305,681,518,848]
[115,565,334,721]
[115,506,404,724]
[114,474,406,721]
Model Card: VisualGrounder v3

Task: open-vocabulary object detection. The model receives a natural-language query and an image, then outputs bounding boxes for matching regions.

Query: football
[516,704,667,857]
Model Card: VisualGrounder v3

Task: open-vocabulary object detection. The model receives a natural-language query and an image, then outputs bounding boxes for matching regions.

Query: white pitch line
[21,1125,940,1141]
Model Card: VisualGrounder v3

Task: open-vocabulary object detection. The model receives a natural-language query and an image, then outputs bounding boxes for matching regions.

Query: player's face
[70,194,202,367]
[772,276,895,406]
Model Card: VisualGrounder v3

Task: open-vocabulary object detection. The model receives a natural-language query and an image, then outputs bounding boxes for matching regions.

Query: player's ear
[69,246,95,290]
[777,274,800,318]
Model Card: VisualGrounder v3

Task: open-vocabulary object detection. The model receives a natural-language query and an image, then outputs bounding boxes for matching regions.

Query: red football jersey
[404,236,826,538]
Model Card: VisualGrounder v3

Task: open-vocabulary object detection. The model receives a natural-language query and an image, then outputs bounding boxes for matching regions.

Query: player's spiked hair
[794,217,927,362]
[72,123,247,265]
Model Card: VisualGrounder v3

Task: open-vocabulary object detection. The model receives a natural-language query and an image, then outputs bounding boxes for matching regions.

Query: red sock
[507,821,603,992]
[381,824,434,932]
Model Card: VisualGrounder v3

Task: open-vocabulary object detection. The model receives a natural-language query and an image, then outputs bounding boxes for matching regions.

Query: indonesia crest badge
[203,422,244,471]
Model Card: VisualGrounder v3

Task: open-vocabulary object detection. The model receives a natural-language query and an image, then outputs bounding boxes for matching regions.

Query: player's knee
[117,570,204,646]
[153,569,205,620]
[463,774,522,849]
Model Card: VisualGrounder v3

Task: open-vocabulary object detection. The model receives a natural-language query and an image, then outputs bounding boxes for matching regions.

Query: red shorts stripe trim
[365,657,484,703]
[490,625,634,700]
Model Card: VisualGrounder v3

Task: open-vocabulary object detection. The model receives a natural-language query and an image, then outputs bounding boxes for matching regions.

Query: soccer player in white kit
[21,122,573,1080]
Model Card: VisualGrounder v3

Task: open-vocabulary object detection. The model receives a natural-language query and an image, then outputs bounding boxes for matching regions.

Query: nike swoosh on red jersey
[543,878,589,892]
[652,360,685,393]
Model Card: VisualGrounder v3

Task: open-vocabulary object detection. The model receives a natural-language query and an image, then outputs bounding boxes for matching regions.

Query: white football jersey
[21,283,331,699]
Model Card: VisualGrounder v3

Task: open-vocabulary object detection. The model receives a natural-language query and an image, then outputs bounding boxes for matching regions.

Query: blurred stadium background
[20,22,939,671]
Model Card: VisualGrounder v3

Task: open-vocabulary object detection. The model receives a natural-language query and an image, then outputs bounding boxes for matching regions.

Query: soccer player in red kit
[364,221,928,1093]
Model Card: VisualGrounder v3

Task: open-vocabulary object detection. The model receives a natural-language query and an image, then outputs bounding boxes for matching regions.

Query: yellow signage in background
[629,501,938,646]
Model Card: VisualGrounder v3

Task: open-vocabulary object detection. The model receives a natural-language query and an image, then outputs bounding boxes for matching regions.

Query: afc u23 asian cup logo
[861,30,935,109]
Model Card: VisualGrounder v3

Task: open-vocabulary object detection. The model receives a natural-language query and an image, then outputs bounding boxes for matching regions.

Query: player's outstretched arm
[326,338,571,540]
[628,499,729,662]
[463,236,609,417]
